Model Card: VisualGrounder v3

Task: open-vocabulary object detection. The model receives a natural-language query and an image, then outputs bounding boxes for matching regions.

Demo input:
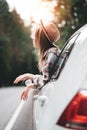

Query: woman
[14,20,61,100]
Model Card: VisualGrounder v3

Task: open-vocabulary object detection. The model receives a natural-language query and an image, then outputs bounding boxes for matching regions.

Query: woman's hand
[21,83,34,101]
[14,73,34,84]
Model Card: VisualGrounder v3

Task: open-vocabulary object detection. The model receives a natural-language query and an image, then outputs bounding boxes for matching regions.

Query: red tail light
[57,89,87,129]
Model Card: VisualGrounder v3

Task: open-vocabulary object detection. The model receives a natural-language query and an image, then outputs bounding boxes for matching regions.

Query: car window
[64,32,81,52]
[57,32,81,78]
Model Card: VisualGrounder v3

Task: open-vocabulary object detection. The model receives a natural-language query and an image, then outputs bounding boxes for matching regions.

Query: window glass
[57,33,81,78]
[64,33,80,51]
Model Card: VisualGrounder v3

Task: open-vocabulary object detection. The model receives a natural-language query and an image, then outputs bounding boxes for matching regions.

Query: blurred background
[0,0,87,87]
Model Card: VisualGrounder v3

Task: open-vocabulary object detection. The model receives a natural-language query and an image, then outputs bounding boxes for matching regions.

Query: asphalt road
[0,87,35,130]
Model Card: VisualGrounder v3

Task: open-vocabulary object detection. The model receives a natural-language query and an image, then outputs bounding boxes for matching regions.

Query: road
[0,86,35,130]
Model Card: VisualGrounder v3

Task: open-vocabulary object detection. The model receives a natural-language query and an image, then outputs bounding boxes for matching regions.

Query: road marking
[4,100,25,130]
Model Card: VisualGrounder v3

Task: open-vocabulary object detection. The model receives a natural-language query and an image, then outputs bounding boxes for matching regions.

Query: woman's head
[33,25,53,51]
[33,21,60,51]
[32,21,60,70]
[40,20,60,44]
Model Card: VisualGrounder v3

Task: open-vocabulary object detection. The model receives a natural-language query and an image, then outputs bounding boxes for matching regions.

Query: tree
[51,0,87,48]
[0,0,35,86]
[71,0,87,29]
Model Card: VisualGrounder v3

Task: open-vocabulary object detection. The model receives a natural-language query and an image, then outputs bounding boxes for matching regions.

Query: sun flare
[27,0,58,38]
[28,0,57,24]
[7,0,57,25]
[6,0,58,36]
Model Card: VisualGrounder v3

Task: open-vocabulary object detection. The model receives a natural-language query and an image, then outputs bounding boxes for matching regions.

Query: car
[33,24,87,130]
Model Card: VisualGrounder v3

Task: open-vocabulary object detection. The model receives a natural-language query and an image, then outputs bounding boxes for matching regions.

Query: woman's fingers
[21,91,25,100]
[14,77,20,84]
[14,75,24,84]
[20,83,33,101]
[21,91,28,101]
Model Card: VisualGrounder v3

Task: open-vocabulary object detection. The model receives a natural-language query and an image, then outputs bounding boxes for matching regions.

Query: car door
[33,24,87,130]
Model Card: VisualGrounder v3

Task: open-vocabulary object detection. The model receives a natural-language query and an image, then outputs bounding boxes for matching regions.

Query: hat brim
[40,20,52,43]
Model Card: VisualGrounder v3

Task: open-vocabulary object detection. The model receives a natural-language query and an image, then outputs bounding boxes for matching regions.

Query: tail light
[57,89,87,129]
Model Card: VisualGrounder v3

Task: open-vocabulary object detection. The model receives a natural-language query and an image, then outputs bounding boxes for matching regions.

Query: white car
[33,24,87,130]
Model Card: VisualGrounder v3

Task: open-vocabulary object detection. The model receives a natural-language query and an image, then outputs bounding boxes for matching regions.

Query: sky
[6,0,57,25]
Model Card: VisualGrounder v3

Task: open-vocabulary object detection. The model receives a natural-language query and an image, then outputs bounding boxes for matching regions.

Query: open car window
[56,32,81,78]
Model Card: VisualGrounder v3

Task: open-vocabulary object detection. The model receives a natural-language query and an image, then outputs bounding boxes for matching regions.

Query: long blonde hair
[35,26,54,71]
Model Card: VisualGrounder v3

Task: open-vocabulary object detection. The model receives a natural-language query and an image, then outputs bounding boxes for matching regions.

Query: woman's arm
[14,73,35,84]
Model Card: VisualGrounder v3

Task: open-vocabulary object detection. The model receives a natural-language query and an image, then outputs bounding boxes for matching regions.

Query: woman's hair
[35,26,54,71]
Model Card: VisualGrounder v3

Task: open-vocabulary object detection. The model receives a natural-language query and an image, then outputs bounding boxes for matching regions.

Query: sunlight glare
[29,0,57,38]
[6,0,57,25]
[29,0,57,24]
[6,0,58,37]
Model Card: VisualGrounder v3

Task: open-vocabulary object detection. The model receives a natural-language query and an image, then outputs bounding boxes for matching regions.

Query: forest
[0,0,87,86]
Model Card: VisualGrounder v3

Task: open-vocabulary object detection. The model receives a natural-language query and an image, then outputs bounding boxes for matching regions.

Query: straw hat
[41,20,60,44]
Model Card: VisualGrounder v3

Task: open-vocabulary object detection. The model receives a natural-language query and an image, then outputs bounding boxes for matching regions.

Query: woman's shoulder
[47,46,61,56]
[44,46,60,59]
[48,46,60,52]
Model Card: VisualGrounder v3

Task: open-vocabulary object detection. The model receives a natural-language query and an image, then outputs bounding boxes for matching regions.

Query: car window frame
[56,32,81,78]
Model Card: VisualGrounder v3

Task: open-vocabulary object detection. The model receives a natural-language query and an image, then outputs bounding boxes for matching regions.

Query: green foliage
[71,0,87,28]
[0,35,11,85]
[55,0,87,48]
[0,0,37,86]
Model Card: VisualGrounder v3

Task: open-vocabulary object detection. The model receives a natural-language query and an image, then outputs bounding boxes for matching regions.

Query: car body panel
[33,24,87,130]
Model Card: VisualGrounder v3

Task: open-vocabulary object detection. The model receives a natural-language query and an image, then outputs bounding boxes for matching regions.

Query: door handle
[38,96,48,107]
[33,95,48,106]
[33,95,39,100]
